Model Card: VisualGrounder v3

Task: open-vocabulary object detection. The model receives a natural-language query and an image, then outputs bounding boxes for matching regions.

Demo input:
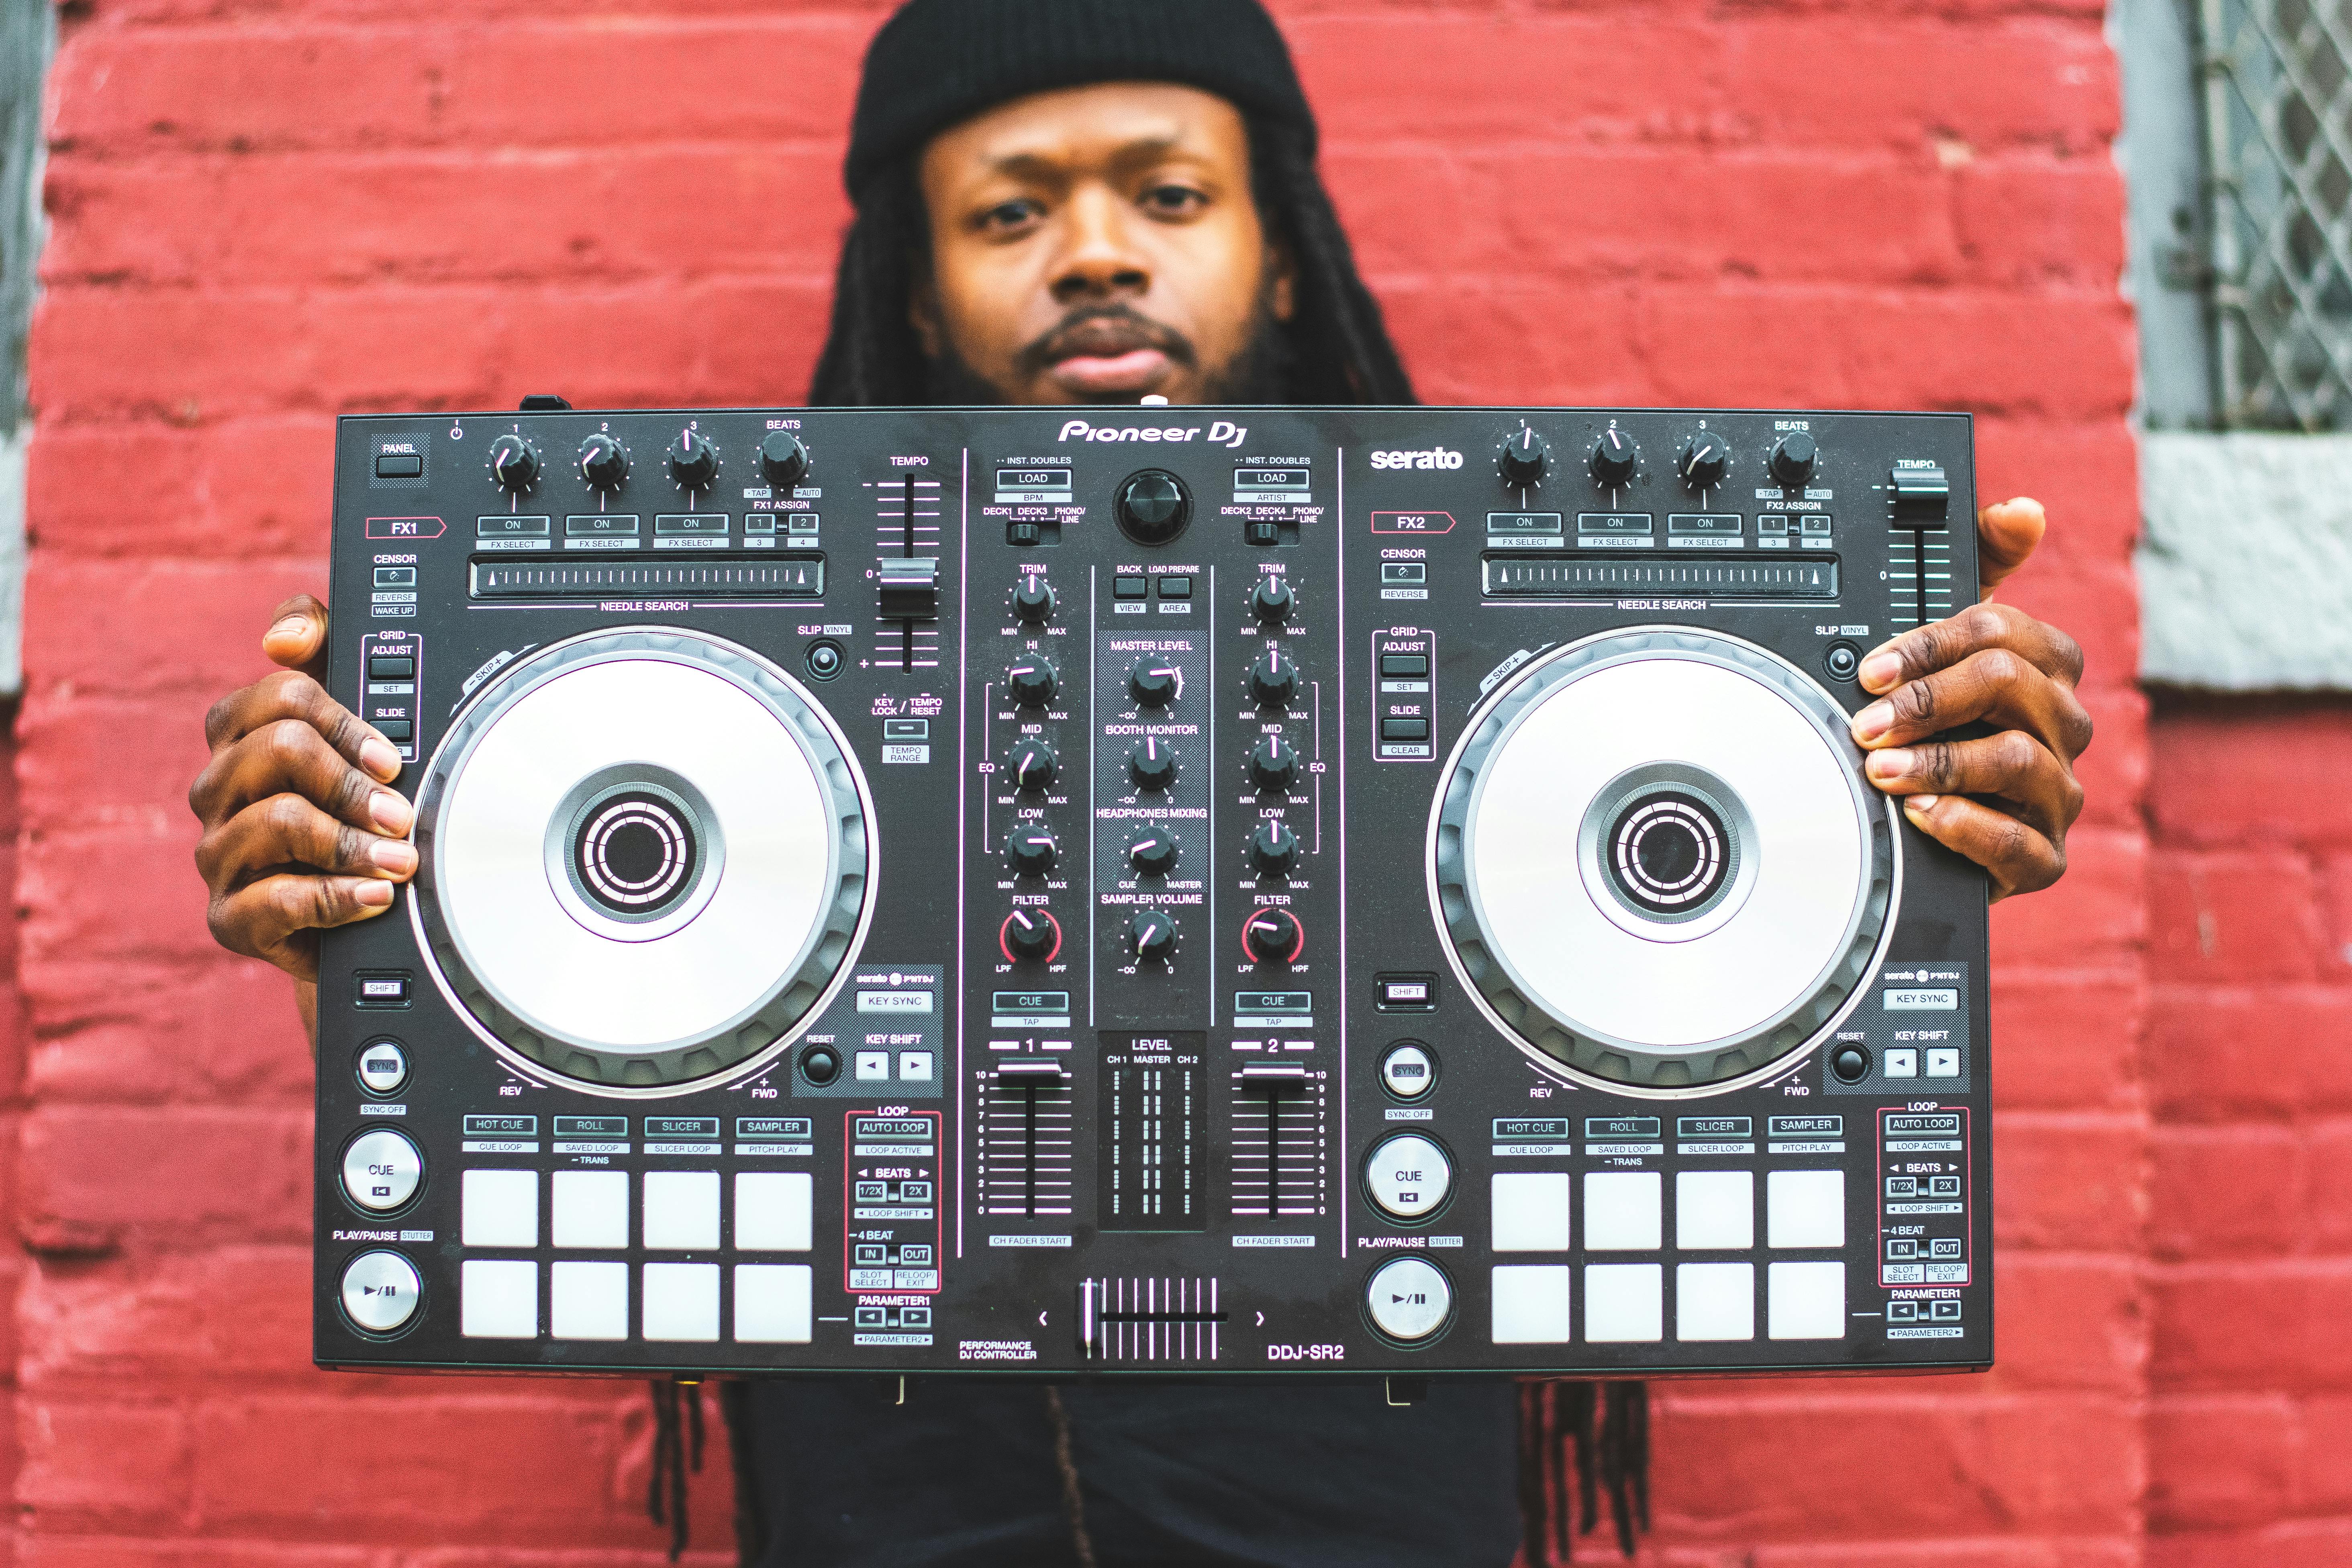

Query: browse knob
[1240,907,1305,966]
[1247,820,1301,878]
[1498,428,1551,487]
[1678,431,1731,490]
[666,429,721,490]
[1128,909,1178,964]
[1005,826,1059,877]
[1769,431,1817,487]
[1007,657,1059,708]
[1249,649,1300,708]
[1008,739,1058,791]
[579,433,629,491]
[1114,469,1191,545]
[758,431,809,486]
[1588,429,1638,488]
[1127,829,1180,878]
[1000,909,1062,964]
[488,433,541,492]
[1248,735,1299,792]
[1128,737,1178,792]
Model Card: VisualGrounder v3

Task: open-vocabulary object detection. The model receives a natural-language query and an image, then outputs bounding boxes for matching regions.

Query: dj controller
[316,404,1989,1384]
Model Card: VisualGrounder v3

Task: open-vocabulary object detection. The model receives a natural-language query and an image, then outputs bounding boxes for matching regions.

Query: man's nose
[1049,186,1151,304]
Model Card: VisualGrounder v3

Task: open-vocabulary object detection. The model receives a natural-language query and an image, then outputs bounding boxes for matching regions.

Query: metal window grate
[2199,0,2352,429]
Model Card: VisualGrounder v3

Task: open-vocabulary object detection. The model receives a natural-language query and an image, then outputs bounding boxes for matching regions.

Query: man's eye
[1140,184,1208,216]
[978,199,1043,232]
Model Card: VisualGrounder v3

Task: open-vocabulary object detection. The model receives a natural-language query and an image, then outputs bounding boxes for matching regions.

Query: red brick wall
[15,0,2154,1561]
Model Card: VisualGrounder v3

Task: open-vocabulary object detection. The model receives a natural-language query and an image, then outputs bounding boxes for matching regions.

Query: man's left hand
[1849,498,2091,901]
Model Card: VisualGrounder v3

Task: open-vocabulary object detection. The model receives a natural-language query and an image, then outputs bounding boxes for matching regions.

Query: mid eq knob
[1128,909,1178,964]
[1588,429,1638,488]
[667,429,721,490]
[1012,577,1057,625]
[1007,739,1058,791]
[1769,431,1818,487]
[1129,737,1178,792]
[1000,909,1062,964]
[1247,820,1301,878]
[1498,428,1551,487]
[1251,576,1295,625]
[1249,649,1299,708]
[1240,907,1306,966]
[758,430,809,486]
[1678,431,1731,490]
[1128,829,1179,878]
[1114,469,1192,545]
[1004,826,1059,877]
[488,433,541,493]
[1007,657,1059,708]
[579,433,629,491]
[1129,660,1182,708]
[1248,735,1299,792]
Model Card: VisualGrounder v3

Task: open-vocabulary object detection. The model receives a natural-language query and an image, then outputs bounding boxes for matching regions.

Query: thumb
[262,593,330,678]
[1976,497,2045,601]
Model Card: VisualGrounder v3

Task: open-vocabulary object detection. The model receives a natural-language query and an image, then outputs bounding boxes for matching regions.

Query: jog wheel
[1427,628,1896,1094]
[410,629,874,1093]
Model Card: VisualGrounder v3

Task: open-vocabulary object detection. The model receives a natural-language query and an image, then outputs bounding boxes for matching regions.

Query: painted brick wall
[15,0,2151,1562]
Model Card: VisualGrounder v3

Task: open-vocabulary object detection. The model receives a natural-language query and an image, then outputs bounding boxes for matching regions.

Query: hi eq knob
[487,433,541,493]
[579,433,629,491]
[1248,649,1300,708]
[1497,428,1551,488]
[667,429,721,491]
[1007,657,1060,708]
[1678,431,1731,490]
[1589,429,1639,488]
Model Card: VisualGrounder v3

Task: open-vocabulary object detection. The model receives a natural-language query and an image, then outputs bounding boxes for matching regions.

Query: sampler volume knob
[1129,661,1182,708]
[1129,737,1178,791]
[1769,431,1818,487]
[1127,829,1179,878]
[1588,429,1638,488]
[1114,469,1192,545]
[579,433,629,490]
[488,433,541,492]
[1008,739,1058,791]
[1678,431,1731,490]
[1251,576,1295,625]
[666,429,721,490]
[1241,906,1305,966]
[1248,649,1300,708]
[1498,428,1551,487]
[1128,909,1178,963]
[1248,735,1299,792]
[757,430,809,486]
[1247,820,1300,877]
[1000,908,1062,964]
[1005,826,1059,877]
[1013,577,1057,625]
[1007,657,1059,707]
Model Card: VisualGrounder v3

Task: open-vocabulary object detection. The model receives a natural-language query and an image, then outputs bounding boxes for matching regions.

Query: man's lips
[1047,347,1173,394]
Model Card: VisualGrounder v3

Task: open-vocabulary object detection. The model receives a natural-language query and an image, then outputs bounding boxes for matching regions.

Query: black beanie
[843,0,1318,200]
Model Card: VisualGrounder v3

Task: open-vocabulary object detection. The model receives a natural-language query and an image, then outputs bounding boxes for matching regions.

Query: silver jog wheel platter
[409,629,873,1092]
[1429,628,1898,1094]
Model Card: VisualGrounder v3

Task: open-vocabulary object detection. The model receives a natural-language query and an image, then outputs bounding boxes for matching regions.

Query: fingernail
[1851,702,1893,742]
[370,839,418,876]
[360,737,402,779]
[265,615,311,643]
[1905,794,1941,814]
[355,880,396,909]
[370,792,413,834]
[1866,748,1912,782]
[1858,652,1903,690]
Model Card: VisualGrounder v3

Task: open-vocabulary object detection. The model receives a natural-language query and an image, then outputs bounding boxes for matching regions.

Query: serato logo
[1370,446,1464,470]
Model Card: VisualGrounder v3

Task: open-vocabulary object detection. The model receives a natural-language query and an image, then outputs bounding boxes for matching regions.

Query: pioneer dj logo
[1369,446,1464,471]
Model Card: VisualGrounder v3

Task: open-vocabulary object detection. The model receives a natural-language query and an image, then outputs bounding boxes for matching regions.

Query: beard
[923,293,1297,406]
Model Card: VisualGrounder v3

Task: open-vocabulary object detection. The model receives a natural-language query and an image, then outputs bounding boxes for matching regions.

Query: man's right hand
[191,594,416,989]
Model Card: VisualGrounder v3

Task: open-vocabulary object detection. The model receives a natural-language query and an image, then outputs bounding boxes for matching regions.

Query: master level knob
[1247,820,1301,877]
[1013,577,1057,625]
[1007,657,1059,707]
[579,433,629,490]
[1128,909,1178,964]
[1498,428,1551,487]
[1251,576,1295,625]
[1130,660,1182,708]
[1769,431,1818,487]
[1241,906,1306,966]
[667,429,720,490]
[1001,908,1061,963]
[1128,829,1179,878]
[1005,826,1059,877]
[1588,429,1638,488]
[488,433,541,492]
[1249,649,1300,708]
[1678,431,1731,490]
[1008,739,1058,791]
[758,431,809,486]
[1129,737,1178,791]
[1114,469,1192,545]
[1248,734,1299,792]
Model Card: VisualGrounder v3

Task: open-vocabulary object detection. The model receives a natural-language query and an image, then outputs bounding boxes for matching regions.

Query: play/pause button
[339,1249,422,1334]
[1365,1256,1453,1342]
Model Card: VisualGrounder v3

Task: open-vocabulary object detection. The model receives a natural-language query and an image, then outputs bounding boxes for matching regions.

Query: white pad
[1676,1262,1756,1341]
[1491,1172,1572,1252]
[643,1170,721,1251]
[1490,1265,1573,1343]
[735,1264,814,1344]
[1767,1169,1845,1249]
[1583,1171,1662,1251]
[551,1169,630,1249]
[550,1260,629,1341]
[735,1171,813,1252]
[461,1169,539,1249]
[643,1262,721,1342]
[1768,1261,1847,1340]
[1676,1170,1754,1250]
[1583,1264,1663,1343]
[460,1259,537,1339]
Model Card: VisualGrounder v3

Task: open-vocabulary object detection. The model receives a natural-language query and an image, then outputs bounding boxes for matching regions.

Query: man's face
[914,82,1295,405]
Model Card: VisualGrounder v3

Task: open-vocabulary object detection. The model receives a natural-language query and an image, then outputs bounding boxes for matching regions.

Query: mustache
[1016,306,1198,376]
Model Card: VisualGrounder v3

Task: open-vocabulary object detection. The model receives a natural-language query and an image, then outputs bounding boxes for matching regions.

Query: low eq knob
[1004,826,1059,877]
[1251,575,1295,625]
[1769,430,1818,487]
[1248,734,1299,792]
[1007,656,1059,708]
[488,433,541,492]
[1000,908,1062,964]
[579,433,629,491]
[1240,906,1305,966]
[758,430,809,486]
[1129,737,1178,792]
[1128,909,1178,964]
[1678,431,1731,490]
[1247,820,1301,878]
[1007,738,1058,791]
[666,429,721,490]
[1012,577,1057,625]
[1588,429,1638,488]
[1114,469,1192,545]
[1497,428,1551,487]
[1129,659,1183,708]
[1127,829,1180,878]
[1249,649,1300,708]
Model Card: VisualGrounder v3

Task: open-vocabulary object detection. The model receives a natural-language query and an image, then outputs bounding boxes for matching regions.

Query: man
[189,2,2092,1563]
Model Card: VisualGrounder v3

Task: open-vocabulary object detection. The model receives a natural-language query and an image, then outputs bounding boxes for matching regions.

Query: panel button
[643,1262,721,1341]
[1767,1170,1846,1249]
[1490,1264,1572,1343]
[367,655,415,681]
[550,1260,629,1340]
[1491,1171,1571,1252]
[1584,1171,1662,1251]
[552,1169,629,1249]
[1379,717,1429,742]
[374,453,425,479]
[735,1263,814,1343]
[1676,1262,1755,1341]
[461,1169,539,1248]
[1675,1170,1754,1251]
[643,1170,720,1251]
[1379,1040,1437,1099]
[735,1171,813,1252]
[1584,1263,1664,1342]
[1364,1133,1453,1221]
[341,1128,423,1212]
[339,1249,422,1333]
[460,1258,537,1339]
[356,1039,408,1096]
[1767,1260,1846,1339]
[1365,1256,1452,1342]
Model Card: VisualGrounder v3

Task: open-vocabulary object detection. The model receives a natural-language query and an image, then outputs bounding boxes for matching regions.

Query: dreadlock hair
[806,114,1415,408]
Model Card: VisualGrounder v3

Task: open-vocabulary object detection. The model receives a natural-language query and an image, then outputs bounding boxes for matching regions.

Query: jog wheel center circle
[575,792,698,917]
[1608,790,1730,917]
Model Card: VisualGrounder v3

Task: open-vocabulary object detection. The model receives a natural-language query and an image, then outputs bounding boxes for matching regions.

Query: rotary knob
[579,433,629,491]
[1114,469,1192,545]
[1007,656,1059,707]
[1128,909,1178,964]
[1251,576,1295,625]
[1241,907,1305,966]
[1769,431,1818,487]
[1248,735,1299,792]
[758,430,809,486]
[1498,428,1551,487]
[1247,820,1301,878]
[1129,737,1178,792]
[1013,577,1057,625]
[1000,908,1062,964]
[1129,660,1182,708]
[1249,649,1300,708]
[1678,431,1731,490]
[1128,829,1179,878]
[1588,429,1638,488]
[1007,739,1058,791]
[667,429,720,490]
[488,433,541,492]
[1004,826,1059,877]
